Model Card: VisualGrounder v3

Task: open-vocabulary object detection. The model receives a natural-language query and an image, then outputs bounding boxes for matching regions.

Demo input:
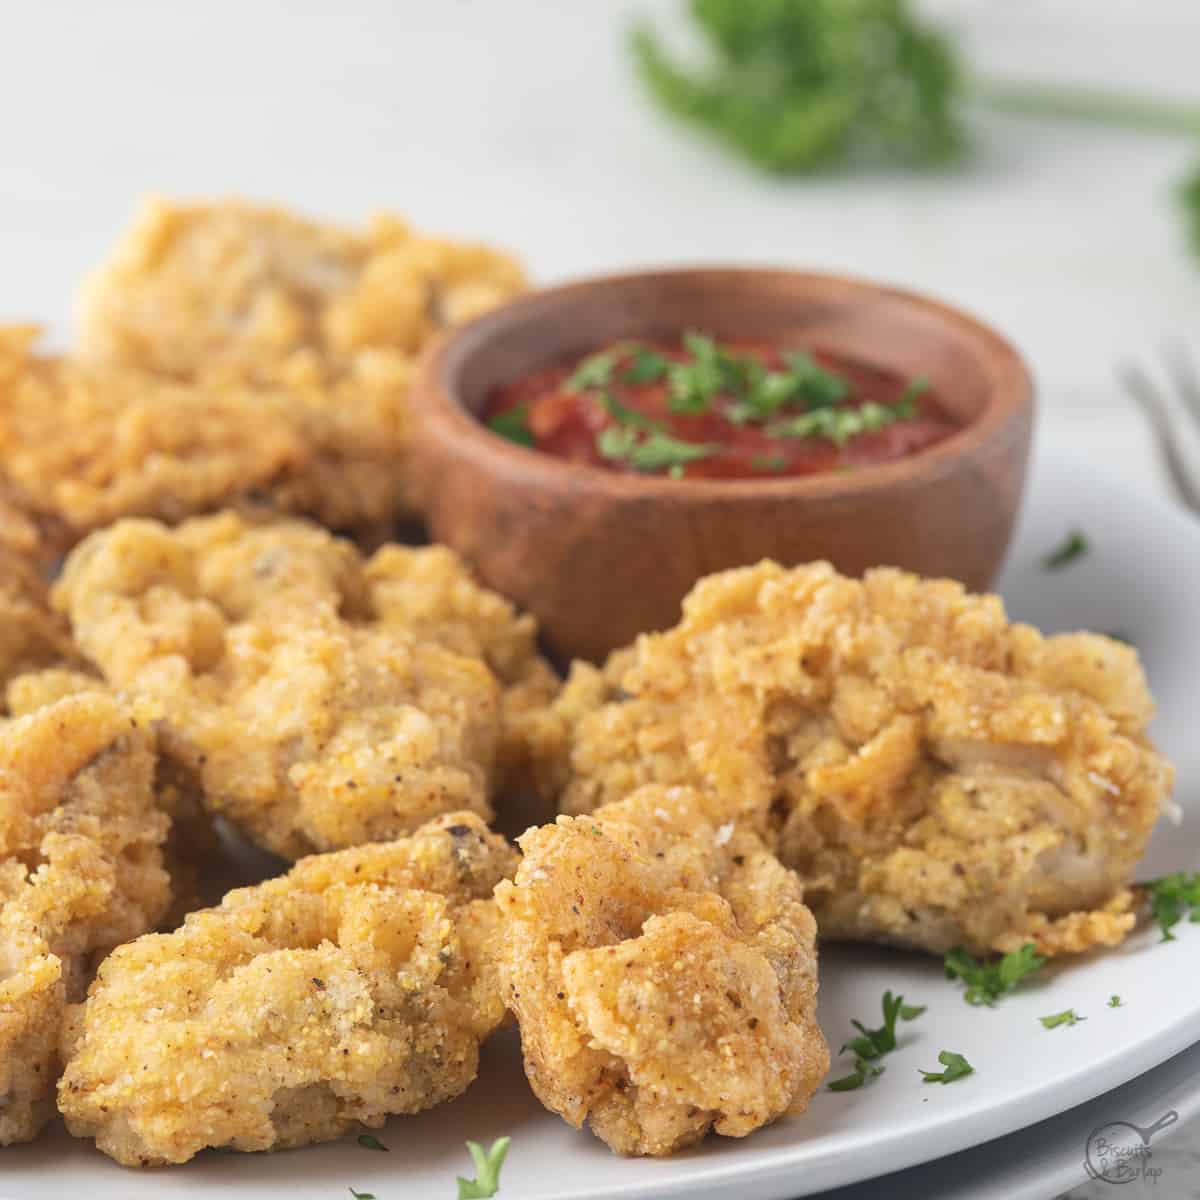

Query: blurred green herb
[486,406,534,448]
[1109,995,1123,1008]
[1042,529,1089,570]
[1143,872,1200,941]
[632,0,964,173]
[1040,1008,1086,1029]
[944,943,1044,1006]
[357,1134,389,1152]
[631,2,1200,255]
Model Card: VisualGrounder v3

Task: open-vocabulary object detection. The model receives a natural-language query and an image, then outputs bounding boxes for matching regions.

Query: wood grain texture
[410,269,1035,664]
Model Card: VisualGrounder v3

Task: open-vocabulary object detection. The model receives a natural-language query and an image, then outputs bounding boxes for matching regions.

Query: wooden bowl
[410,268,1034,664]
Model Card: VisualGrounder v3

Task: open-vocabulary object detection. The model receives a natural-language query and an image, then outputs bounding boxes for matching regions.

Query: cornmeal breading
[58,812,517,1166]
[538,561,1172,958]
[0,690,170,1144]
[53,512,516,859]
[496,785,828,1156]
[61,197,526,534]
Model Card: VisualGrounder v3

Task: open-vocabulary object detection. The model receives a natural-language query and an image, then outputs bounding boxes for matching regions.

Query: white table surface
[2,2,1199,1195]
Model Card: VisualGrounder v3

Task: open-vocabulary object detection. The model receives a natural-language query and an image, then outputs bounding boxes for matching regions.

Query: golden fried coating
[496,785,828,1156]
[538,561,1173,958]
[0,690,170,1144]
[59,812,517,1166]
[53,512,510,860]
[68,196,526,533]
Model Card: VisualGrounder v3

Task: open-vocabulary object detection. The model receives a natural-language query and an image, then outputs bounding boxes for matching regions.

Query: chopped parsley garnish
[1142,872,1200,941]
[624,347,669,384]
[770,399,911,446]
[457,1137,511,1199]
[357,1133,389,1152]
[943,943,1045,1006]
[1042,529,1089,570]
[920,1050,974,1084]
[597,425,715,473]
[1109,995,1123,1008]
[828,1057,884,1092]
[349,1190,376,1199]
[827,990,924,1091]
[486,406,534,448]
[783,351,853,409]
[1040,1009,1086,1029]
[599,390,662,430]
[567,350,618,392]
[667,332,736,413]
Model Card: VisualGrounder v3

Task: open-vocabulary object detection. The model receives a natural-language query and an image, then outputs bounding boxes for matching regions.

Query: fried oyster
[496,784,828,1156]
[537,561,1172,958]
[58,812,517,1166]
[0,689,170,1144]
[63,196,526,535]
[52,511,553,859]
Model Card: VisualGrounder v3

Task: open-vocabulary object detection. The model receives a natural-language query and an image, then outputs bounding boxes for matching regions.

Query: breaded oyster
[58,812,516,1166]
[496,784,828,1156]
[0,690,170,1144]
[52,511,544,859]
[64,197,526,534]
[538,561,1172,958]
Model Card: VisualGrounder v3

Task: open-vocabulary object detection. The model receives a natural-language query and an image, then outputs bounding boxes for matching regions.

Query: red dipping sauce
[482,335,960,480]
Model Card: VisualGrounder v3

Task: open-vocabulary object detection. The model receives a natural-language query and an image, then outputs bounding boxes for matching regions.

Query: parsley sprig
[920,1050,974,1084]
[943,944,1045,1006]
[356,1133,389,1152]
[1040,1008,1086,1029]
[1142,872,1200,942]
[1042,529,1089,570]
[827,990,924,1092]
[457,1137,511,1199]
[486,406,534,448]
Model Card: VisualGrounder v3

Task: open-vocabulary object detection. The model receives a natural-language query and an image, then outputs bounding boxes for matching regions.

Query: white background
[2,2,1199,1195]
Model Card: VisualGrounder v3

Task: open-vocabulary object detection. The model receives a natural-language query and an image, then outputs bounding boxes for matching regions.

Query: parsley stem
[973,78,1200,140]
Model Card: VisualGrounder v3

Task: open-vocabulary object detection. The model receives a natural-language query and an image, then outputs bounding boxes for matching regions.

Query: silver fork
[1120,344,1200,514]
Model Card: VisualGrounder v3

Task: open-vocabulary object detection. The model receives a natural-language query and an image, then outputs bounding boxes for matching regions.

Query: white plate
[5,443,1200,1200]
[822,1031,1200,1200]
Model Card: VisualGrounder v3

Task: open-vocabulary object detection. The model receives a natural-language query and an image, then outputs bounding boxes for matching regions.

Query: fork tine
[1119,361,1200,513]
[1162,341,1200,431]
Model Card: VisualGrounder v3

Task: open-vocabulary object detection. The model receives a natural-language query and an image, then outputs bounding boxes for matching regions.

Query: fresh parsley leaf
[667,331,732,413]
[827,990,923,1090]
[920,1050,974,1084]
[567,351,618,392]
[624,347,669,384]
[597,426,639,461]
[349,1190,376,1199]
[1039,1008,1086,1029]
[599,390,662,430]
[1042,529,1089,570]
[1109,995,1123,1008]
[456,1137,510,1199]
[486,406,534,448]
[943,943,1045,1006]
[597,426,715,473]
[1142,872,1200,941]
[827,1057,884,1092]
[895,374,930,418]
[631,0,965,174]
[782,352,852,409]
[629,432,716,472]
[357,1133,389,1152]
